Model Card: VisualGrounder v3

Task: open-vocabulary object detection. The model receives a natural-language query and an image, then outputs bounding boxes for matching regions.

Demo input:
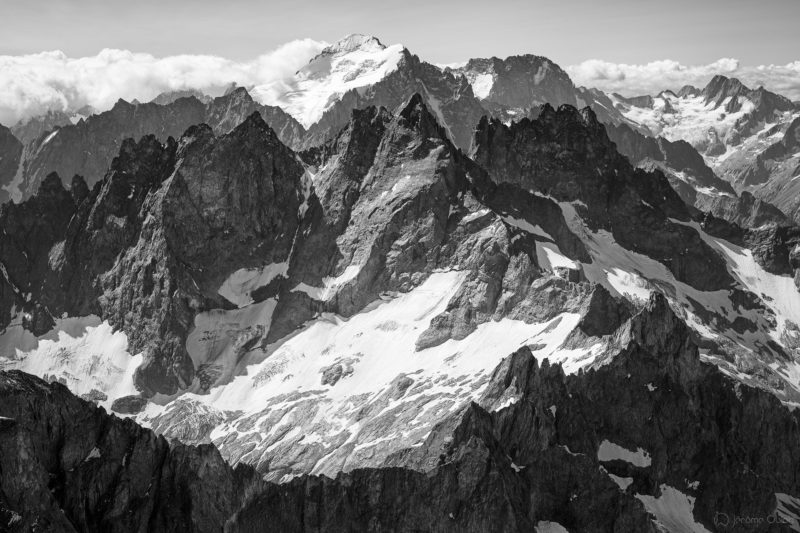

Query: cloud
[0,39,326,126]
[567,58,800,101]
[3,43,798,127]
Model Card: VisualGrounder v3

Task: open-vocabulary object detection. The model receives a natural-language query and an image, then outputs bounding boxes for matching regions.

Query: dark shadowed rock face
[16,98,206,201]
[742,224,800,277]
[0,370,262,533]
[449,55,579,111]
[603,121,790,228]
[605,122,733,197]
[698,190,791,229]
[472,104,735,292]
[204,87,306,148]
[159,113,304,299]
[99,115,303,395]
[1,112,307,396]
[11,89,306,202]
[0,124,22,205]
[0,172,81,334]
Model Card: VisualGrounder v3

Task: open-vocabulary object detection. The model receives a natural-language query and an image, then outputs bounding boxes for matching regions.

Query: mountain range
[2,34,800,532]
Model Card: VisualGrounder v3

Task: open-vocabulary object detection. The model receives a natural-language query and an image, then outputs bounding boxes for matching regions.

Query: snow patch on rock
[635,484,712,533]
[535,521,570,533]
[291,264,362,301]
[597,439,652,467]
[218,263,288,308]
[470,73,495,100]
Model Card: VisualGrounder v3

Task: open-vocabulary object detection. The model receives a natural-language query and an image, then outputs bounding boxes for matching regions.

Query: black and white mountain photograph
[1,0,800,531]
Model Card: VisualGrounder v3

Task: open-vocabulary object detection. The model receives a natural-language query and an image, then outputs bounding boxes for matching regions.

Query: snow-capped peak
[256,34,405,128]
[317,33,387,57]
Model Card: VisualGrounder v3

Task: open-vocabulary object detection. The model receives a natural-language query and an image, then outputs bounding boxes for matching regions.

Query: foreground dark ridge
[2,294,800,532]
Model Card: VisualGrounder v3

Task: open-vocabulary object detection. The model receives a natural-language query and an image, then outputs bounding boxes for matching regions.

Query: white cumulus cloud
[0,39,327,126]
[567,58,800,101]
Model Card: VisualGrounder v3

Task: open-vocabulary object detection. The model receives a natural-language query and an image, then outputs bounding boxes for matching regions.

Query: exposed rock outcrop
[11,89,306,201]
[0,370,263,532]
[472,104,734,291]
[3,112,307,395]
[301,47,486,152]
[0,124,22,204]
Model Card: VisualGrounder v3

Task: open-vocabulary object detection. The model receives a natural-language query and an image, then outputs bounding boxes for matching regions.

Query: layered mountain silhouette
[2,34,800,533]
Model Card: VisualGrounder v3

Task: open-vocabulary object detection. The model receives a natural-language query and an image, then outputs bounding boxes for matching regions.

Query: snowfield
[610,92,755,149]
[636,485,712,533]
[0,315,141,410]
[141,270,589,480]
[218,262,287,308]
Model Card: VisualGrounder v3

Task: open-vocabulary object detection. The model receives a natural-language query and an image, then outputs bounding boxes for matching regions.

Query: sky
[0,0,799,124]
[2,0,799,65]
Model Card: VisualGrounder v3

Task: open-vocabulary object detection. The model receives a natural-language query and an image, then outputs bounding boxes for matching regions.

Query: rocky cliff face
[4,35,800,533]
[448,56,798,230]
[1,112,307,396]
[448,56,578,116]
[0,172,82,335]
[300,49,486,152]
[9,90,306,202]
[472,104,733,292]
[604,121,789,228]
[449,55,642,136]
[0,370,263,532]
[0,124,22,205]
[726,117,800,224]
[604,122,734,198]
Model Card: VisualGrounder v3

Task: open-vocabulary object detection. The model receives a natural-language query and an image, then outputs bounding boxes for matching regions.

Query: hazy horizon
[1,0,799,124]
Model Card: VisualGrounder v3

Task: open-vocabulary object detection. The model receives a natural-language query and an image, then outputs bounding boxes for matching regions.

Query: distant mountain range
[4,35,797,226]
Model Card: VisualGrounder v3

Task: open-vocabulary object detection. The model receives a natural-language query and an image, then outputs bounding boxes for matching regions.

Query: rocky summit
[2,29,800,533]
